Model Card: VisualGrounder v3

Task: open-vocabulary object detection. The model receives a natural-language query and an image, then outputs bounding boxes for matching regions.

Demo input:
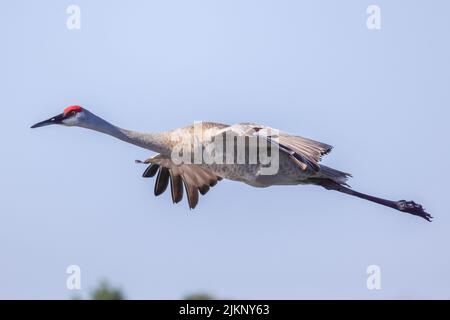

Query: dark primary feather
[142,164,159,177]
[169,173,183,203]
[198,184,210,195]
[154,167,170,196]
[141,155,222,209]
[182,176,199,209]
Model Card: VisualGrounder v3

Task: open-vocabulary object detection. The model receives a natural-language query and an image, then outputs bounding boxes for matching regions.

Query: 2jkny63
[179,304,270,318]
[223,304,269,317]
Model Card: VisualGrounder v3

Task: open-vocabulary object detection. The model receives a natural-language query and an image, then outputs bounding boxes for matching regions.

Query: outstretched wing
[215,123,333,172]
[138,155,222,209]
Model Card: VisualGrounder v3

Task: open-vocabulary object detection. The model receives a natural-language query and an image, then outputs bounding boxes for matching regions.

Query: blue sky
[1,0,449,299]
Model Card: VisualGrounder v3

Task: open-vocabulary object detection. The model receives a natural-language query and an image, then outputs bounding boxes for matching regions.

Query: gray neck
[79,110,168,154]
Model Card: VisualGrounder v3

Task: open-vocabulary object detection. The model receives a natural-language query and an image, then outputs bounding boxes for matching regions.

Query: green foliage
[89,280,125,300]
[183,292,215,300]
[71,279,218,300]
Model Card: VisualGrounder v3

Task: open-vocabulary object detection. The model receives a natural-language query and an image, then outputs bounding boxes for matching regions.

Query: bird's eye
[70,111,77,117]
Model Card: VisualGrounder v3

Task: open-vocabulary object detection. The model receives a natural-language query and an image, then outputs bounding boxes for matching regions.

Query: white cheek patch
[62,115,80,126]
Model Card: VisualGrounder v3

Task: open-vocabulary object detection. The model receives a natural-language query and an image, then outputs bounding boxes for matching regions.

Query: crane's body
[31,106,432,221]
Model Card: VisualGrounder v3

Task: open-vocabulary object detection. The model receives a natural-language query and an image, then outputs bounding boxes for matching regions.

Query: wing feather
[169,173,184,203]
[142,164,159,177]
[140,155,221,209]
[154,167,170,196]
[215,123,333,172]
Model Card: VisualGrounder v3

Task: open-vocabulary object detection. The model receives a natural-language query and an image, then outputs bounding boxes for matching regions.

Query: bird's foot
[396,200,433,222]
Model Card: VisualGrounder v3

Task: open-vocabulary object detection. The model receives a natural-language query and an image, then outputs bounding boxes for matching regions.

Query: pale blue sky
[1,1,449,299]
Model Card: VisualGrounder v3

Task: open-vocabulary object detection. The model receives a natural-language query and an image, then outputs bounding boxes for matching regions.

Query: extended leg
[317,179,432,222]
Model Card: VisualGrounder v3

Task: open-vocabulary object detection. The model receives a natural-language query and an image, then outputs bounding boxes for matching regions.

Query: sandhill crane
[31,105,432,221]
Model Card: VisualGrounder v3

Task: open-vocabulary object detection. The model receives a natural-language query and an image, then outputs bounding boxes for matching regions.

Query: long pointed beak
[31,113,65,129]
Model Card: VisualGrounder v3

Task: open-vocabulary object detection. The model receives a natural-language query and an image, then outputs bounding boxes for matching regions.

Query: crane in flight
[31,105,432,221]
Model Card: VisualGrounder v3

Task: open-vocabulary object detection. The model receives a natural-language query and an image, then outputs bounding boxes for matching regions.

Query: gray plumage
[31,107,432,221]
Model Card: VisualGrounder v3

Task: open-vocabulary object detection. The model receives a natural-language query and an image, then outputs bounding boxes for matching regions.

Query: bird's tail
[313,178,432,222]
[318,165,352,186]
